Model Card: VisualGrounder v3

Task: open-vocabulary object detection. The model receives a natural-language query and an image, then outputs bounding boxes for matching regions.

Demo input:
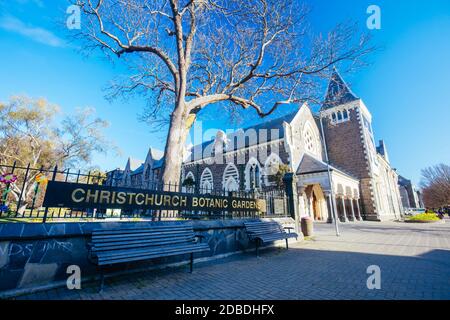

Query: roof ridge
[195,109,299,147]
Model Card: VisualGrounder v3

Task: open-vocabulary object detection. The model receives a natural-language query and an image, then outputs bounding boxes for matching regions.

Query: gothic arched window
[332,113,337,122]
[222,163,240,191]
[303,123,318,156]
[145,164,151,180]
[182,171,196,193]
[246,158,261,190]
[200,168,214,194]
[343,110,349,120]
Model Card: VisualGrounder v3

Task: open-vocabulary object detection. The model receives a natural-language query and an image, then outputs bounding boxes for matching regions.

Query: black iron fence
[0,162,290,223]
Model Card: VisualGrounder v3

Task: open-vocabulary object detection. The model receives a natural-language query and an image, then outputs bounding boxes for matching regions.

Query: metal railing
[0,162,290,223]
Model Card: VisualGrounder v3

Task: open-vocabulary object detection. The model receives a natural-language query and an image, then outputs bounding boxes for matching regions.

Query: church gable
[285,104,324,171]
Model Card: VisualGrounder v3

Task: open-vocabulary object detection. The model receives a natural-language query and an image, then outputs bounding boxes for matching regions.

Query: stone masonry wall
[322,107,377,218]
[0,218,296,297]
[183,140,290,191]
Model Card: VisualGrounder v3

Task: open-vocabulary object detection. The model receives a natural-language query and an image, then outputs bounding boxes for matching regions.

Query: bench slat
[92,232,194,244]
[92,229,193,240]
[92,236,196,252]
[97,247,209,266]
[96,242,209,260]
[97,244,209,264]
[244,221,298,245]
[92,224,193,234]
[89,225,210,269]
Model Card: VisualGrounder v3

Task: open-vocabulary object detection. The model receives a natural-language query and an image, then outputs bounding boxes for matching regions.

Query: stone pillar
[308,195,314,219]
[332,195,339,223]
[283,173,301,234]
[298,188,306,218]
[325,192,333,223]
[350,197,357,222]
[355,199,363,221]
[341,196,349,222]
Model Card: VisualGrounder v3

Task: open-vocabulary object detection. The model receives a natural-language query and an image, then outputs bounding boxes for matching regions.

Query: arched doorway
[304,184,327,221]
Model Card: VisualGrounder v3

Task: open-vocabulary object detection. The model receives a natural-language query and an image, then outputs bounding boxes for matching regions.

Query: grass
[406,213,440,222]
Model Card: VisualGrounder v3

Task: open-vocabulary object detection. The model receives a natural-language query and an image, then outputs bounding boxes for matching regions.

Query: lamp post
[319,112,340,237]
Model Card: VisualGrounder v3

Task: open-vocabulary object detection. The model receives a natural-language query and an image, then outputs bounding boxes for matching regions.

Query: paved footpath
[17,219,450,300]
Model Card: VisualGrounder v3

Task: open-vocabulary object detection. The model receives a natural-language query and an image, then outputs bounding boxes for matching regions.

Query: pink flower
[0,173,18,184]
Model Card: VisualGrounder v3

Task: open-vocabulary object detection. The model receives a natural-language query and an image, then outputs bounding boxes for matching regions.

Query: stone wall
[0,218,296,297]
[323,108,369,179]
[183,140,290,191]
[322,106,378,219]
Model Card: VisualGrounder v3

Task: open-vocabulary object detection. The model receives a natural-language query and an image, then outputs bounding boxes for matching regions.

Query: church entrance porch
[296,154,363,223]
[301,184,328,221]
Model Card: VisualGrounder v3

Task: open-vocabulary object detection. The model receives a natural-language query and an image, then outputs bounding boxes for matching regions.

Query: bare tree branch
[70,0,376,185]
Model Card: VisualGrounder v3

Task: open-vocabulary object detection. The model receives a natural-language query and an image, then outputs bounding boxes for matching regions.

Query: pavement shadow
[14,245,450,300]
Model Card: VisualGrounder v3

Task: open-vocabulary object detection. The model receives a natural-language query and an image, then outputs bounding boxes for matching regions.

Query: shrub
[407,213,440,222]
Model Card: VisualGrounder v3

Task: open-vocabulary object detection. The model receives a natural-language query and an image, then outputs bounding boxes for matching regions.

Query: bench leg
[255,240,259,258]
[98,272,105,293]
[286,238,289,250]
[189,253,194,273]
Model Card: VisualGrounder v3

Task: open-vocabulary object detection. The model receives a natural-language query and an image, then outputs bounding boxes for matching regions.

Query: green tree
[0,96,113,213]
[79,169,108,185]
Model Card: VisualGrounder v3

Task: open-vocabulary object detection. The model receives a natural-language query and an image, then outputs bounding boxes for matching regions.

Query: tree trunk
[161,104,190,190]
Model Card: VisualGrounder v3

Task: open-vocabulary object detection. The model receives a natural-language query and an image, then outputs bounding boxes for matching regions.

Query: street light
[319,111,340,237]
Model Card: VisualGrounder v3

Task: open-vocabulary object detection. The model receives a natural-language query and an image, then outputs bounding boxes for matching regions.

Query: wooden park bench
[244,221,298,256]
[88,224,210,291]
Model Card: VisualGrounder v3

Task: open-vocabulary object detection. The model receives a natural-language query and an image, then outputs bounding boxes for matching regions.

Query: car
[404,208,426,216]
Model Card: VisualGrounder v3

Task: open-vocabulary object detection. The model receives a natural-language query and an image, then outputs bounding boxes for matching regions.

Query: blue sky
[0,0,449,185]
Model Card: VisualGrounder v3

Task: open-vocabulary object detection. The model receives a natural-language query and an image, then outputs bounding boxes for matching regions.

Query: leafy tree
[182,176,195,187]
[0,96,113,213]
[272,164,292,189]
[79,169,108,185]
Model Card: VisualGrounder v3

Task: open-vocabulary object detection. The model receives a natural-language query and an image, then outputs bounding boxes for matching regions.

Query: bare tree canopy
[421,163,450,209]
[72,0,375,185]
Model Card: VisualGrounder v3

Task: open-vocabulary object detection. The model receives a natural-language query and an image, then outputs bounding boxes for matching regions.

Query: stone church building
[108,70,404,222]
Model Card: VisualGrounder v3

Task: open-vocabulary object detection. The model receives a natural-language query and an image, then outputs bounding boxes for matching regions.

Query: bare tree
[72,0,374,186]
[421,163,450,208]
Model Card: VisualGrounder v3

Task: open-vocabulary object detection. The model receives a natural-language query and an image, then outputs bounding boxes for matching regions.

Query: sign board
[43,181,266,213]
[273,198,285,215]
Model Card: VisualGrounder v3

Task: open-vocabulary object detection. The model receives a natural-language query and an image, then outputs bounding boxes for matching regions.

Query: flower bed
[405,213,442,223]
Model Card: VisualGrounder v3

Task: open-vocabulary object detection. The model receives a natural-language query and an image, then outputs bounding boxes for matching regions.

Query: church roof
[127,158,144,171]
[296,154,329,174]
[148,147,164,161]
[296,153,358,180]
[131,164,145,175]
[186,110,299,162]
[243,111,298,133]
[321,68,359,110]
[398,175,412,187]
[152,158,165,169]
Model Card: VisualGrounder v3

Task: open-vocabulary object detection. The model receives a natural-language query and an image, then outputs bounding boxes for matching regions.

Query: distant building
[105,147,164,189]
[398,175,423,209]
[104,168,124,186]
